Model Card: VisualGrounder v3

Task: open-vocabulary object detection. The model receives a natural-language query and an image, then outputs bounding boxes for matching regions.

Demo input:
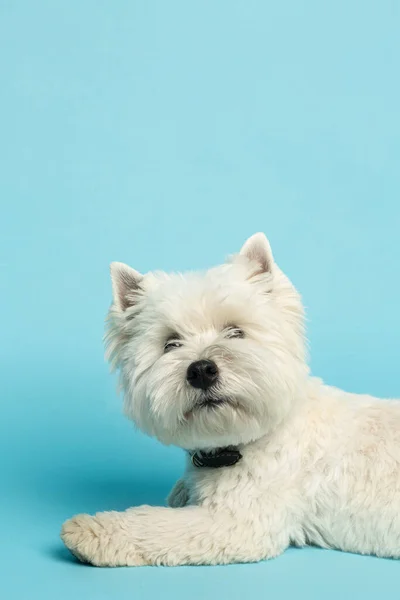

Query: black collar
[190,447,242,469]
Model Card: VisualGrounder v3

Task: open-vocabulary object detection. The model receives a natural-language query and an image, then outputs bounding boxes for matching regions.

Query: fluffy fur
[61,233,400,566]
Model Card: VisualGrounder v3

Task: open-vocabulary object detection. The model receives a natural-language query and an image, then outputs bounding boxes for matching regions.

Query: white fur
[61,233,400,566]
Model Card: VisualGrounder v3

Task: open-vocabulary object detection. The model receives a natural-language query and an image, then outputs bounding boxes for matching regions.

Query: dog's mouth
[197,396,228,409]
[183,394,234,420]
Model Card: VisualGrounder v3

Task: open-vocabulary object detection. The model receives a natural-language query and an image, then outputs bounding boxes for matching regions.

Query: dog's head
[106,233,308,450]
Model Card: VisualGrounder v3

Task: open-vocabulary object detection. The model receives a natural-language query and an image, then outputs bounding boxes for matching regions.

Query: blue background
[1,1,400,598]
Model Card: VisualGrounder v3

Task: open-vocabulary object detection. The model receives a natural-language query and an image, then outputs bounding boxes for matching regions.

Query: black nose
[187,360,219,390]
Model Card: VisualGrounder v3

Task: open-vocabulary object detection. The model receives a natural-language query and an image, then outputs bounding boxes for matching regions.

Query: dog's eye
[164,336,183,353]
[225,326,245,339]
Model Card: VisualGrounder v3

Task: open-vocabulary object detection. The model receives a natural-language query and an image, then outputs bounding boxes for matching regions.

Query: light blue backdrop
[1,1,399,599]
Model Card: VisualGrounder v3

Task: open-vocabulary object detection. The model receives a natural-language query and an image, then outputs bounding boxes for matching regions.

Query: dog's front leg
[167,478,189,507]
[61,504,285,567]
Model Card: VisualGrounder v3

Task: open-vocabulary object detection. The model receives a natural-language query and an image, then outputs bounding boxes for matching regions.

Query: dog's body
[61,234,400,566]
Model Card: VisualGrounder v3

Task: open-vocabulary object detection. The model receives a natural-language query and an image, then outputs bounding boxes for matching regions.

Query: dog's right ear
[239,233,274,275]
[110,262,143,312]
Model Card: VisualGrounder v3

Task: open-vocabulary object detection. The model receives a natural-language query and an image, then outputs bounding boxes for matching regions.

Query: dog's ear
[110,262,143,311]
[240,233,273,275]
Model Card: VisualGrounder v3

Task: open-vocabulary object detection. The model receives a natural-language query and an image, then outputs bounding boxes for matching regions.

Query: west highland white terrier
[61,233,400,566]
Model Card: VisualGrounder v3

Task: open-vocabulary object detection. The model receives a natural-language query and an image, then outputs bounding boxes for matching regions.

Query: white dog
[61,233,400,566]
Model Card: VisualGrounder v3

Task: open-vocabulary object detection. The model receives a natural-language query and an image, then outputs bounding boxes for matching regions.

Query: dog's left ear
[110,262,143,312]
[240,233,273,275]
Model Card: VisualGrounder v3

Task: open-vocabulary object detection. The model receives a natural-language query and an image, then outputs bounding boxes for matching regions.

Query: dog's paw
[60,512,147,567]
[167,479,189,508]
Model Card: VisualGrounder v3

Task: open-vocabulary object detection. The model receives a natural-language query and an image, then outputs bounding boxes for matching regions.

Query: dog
[61,233,400,566]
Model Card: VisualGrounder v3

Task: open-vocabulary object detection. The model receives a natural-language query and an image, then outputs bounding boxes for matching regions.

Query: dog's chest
[187,444,300,514]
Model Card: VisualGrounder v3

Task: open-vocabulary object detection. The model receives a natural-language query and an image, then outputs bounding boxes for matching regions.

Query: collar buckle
[191,447,242,469]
